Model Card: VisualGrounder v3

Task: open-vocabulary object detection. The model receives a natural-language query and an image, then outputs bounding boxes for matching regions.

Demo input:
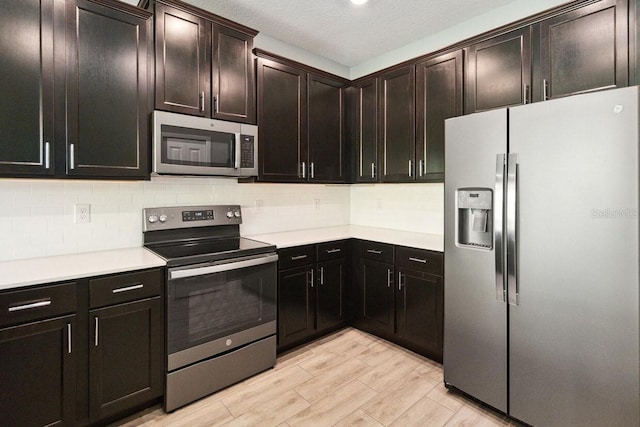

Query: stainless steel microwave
[152,111,258,177]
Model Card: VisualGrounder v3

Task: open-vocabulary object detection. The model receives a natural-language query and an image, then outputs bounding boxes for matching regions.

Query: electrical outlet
[255,199,264,213]
[313,199,320,210]
[74,204,91,224]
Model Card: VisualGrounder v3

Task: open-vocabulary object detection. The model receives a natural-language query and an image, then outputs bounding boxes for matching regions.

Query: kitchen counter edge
[0,247,167,291]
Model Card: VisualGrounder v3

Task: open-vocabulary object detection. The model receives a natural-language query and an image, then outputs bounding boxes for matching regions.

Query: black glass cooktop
[146,237,275,267]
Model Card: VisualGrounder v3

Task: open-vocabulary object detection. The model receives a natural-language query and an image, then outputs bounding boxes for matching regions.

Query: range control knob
[234,211,241,218]
[148,214,158,223]
[159,214,168,223]
[226,211,234,219]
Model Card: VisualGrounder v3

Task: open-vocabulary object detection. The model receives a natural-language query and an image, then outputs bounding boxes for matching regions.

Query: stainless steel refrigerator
[444,86,639,426]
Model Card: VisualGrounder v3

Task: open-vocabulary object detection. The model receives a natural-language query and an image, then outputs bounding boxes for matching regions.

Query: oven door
[166,253,277,371]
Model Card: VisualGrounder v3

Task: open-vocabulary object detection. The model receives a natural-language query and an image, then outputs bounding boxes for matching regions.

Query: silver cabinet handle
[418,159,424,177]
[542,79,549,101]
[387,269,392,288]
[200,91,205,112]
[507,153,518,306]
[371,162,375,178]
[8,299,51,312]
[69,143,75,169]
[408,160,413,177]
[67,323,72,354]
[310,162,315,179]
[309,269,314,288]
[495,154,506,302]
[523,83,529,104]
[291,255,308,261]
[325,248,341,254]
[112,283,143,294]
[409,257,427,264]
[320,266,324,285]
[367,249,382,255]
[398,271,403,291]
[213,96,218,113]
[94,317,99,347]
[301,161,306,179]
[44,141,50,169]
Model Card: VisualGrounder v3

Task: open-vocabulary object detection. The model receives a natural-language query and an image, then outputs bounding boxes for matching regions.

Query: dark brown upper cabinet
[148,0,257,124]
[416,50,463,182]
[307,74,346,182]
[532,0,628,101]
[256,52,347,183]
[0,0,57,177]
[64,0,152,179]
[379,65,416,182]
[354,78,379,182]
[465,27,532,113]
[0,0,152,179]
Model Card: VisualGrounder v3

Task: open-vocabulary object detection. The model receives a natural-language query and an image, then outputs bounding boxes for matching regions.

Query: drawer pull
[367,249,382,255]
[67,323,72,354]
[112,283,143,294]
[8,299,52,312]
[291,255,308,261]
[326,248,342,254]
[409,257,428,264]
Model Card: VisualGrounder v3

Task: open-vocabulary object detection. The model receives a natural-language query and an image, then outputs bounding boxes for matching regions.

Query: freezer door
[508,86,640,426]
[444,108,508,412]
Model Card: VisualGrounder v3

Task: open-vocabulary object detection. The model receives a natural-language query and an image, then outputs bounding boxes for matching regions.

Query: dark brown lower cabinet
[278,264,316,348]
[0,315,76,427]
[89,297,163,421]
[316,257,346,331]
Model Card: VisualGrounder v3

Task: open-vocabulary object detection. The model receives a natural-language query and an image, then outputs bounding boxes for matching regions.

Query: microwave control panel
[240,135,255,168]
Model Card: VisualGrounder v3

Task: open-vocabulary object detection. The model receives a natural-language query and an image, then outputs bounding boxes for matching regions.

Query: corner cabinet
[256,52,348,183]
[354,78,379,182]
[148,0,257,124]
[0,0,151,179]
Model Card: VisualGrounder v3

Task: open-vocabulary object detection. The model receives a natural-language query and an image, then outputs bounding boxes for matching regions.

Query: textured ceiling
[128,0,519,68]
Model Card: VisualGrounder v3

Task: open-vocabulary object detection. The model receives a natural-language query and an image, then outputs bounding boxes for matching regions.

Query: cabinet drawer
[90,268,163,309]
[317,240,347,261]
[278,245,316,270]
[0,282,76,327]
[395,246,443,275]
[356,240,394,264]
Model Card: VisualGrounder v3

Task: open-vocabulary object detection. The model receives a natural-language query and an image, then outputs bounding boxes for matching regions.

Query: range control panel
[143,205,242,231]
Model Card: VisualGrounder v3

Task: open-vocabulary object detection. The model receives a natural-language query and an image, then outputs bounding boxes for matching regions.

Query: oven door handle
[169,254,278,280]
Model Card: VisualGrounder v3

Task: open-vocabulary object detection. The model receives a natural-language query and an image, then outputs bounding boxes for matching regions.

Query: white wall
[0,178,443,262]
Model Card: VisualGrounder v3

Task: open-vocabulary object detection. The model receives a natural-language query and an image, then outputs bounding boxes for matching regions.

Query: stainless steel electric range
[143,205,277,412]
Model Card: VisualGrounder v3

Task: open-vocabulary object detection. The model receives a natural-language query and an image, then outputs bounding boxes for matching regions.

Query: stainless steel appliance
[444,86,640,426]
[152,111,258,177]
[143,205,277,412]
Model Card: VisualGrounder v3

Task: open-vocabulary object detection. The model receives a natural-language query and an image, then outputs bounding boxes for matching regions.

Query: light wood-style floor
[114,328,517,427]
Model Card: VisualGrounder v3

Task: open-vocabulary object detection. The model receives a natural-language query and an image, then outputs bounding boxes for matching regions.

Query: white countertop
[0,247,166,291]
[247,225,443,252]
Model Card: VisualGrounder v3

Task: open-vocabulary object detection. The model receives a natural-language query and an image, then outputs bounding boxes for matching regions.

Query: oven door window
[167,261,276,354]
[161,125,234,168]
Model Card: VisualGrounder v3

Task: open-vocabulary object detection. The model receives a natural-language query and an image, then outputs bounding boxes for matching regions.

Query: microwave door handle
[234,133,241,169]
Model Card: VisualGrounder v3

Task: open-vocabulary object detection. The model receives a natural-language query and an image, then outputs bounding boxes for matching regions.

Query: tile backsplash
[0,177,443,262]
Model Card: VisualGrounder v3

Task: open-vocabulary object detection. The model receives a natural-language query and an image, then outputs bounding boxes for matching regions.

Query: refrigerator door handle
[507,152,519,306]
[495,154,506,302]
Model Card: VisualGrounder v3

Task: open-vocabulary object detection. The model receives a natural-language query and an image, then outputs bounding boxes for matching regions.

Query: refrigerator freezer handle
[495,154,506,302]
[507,152,519,306]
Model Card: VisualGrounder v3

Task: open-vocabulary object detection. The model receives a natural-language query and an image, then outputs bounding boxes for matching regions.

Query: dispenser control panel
[457,189,493,250]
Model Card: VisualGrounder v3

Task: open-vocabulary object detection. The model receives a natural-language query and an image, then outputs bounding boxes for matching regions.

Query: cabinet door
[466,27,532,113]
[0,0,56,176]
[308,74,346,182]
[65,0,151,178]
[533,0,627,101]
[0,315,76,426]
[380,66,415,182]
[278,266,315,349]
[354,78,379,182]
[396,269,443,362]
[257,58,307,182]
[416,50,463,182]
[212,25,255,123]
[155,3,211,116]
[90,297,163,421]
[359,259,395,337]
[316,258,346,331]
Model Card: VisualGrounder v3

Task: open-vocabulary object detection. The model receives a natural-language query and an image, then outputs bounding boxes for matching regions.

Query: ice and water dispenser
[457,189,493,249]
